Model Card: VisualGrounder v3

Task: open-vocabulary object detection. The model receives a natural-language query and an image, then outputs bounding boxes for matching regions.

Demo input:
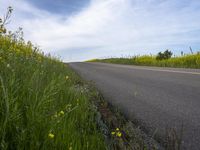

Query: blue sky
[29,0,89,14]
[1,0,200,62]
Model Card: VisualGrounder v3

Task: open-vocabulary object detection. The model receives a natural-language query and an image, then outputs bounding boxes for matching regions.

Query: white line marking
[93,63,200,75]
[129,66,200,75]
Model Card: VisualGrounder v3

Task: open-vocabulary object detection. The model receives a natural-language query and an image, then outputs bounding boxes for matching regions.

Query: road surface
[69,62,200,150]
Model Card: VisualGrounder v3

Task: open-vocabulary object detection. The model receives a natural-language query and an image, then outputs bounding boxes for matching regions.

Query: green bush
[156,50,173,60]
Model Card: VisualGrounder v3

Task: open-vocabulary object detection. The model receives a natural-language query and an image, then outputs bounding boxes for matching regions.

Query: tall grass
[0,34,106,149]
[89,54,200,68]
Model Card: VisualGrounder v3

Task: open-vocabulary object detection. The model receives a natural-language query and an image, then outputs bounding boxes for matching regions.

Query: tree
[156,49,173,60]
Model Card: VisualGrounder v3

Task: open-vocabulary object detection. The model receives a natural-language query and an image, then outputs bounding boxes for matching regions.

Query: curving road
[69,62,200,150]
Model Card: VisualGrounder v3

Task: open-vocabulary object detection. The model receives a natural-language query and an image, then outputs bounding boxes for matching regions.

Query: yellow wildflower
[65,76,69,80]
[57,110,65,117]
[116,132,122,137]
[116,128,119,131]
[59,110,64,115]
[111,131,115,135]
[48,133,55,139]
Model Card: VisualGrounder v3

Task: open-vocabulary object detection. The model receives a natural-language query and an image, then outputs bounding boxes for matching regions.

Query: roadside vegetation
[89,50,200,69]
[0,7,106,150]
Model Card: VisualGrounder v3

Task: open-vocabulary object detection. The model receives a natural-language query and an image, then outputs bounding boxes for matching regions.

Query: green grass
[0,35,106,149]
[89,54,200,68]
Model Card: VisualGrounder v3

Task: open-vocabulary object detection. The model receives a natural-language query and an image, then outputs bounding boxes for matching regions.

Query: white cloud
[1,0,200,61]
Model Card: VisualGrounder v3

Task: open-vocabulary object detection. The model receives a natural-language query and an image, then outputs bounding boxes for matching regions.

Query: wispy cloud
[1,0,200,61]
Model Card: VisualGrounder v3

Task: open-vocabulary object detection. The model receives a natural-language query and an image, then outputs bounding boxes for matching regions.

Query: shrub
[156,50,173,60]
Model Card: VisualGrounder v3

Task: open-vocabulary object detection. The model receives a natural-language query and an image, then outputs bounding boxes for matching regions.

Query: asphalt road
[69,62,200,150]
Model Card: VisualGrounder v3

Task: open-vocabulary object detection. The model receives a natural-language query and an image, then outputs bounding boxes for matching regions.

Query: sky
[1,0,200,62]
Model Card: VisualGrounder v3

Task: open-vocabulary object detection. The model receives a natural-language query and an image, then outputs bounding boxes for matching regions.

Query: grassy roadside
[86,86,162,150]
[88,54,200,69]
[0,32,162,150]
[83,70,183,150]
[0,34,106,149]
[0,7,157,150]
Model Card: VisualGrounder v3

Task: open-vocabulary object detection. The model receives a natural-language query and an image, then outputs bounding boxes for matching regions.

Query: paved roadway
[69,62,200,150]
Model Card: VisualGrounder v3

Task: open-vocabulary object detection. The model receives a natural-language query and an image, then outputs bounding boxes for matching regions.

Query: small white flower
[7,64,10,68]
